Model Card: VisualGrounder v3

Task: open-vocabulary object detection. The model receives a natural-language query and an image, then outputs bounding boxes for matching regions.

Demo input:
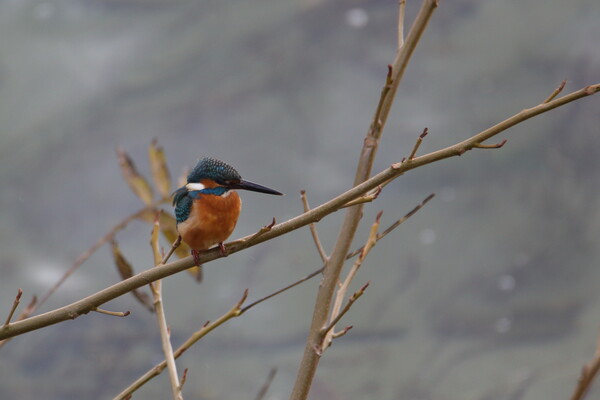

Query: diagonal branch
[114,290,248,400]
[0,82,598,342]
[240,268,324,313]
[346,193,435,259]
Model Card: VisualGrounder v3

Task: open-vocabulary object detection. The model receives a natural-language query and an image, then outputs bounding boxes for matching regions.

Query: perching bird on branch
[172,157,283,276]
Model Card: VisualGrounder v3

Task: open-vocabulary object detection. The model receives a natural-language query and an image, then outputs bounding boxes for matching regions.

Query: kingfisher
[172,157,283,272]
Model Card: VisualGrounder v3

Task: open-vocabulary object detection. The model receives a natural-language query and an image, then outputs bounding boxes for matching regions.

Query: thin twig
[91,307,130,317]
[313,282,371,357]
[347,193,435,259]
[322,212,381,350]
[0,295,36,349]
[161,235,182,266]
[3,289,23,327]
[322,282,370,338]
[398,0,406,49]
[341,186,382,208]
[544,79,567,103]
[301,190,328,262]
[241,268,324,313]
[243,218,277,246]
[473,139,507,149]
[408,128,428,160]
[179,368,189,392]
[255,368,277,400]
[332,326,353,339]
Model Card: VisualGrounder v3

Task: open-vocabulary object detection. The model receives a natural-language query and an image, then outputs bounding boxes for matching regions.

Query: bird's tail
[187,265,203,282]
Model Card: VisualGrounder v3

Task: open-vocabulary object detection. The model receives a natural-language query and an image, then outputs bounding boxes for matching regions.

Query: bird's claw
[191,249,202,266]
[218,242,228,257]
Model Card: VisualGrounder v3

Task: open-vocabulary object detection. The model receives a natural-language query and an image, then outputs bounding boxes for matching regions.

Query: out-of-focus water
[1,0,599,399]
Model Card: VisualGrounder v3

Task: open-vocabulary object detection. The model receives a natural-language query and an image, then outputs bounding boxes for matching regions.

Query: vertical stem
[289,1,438,399]
[150,213,183,400]
[152,280,183,400]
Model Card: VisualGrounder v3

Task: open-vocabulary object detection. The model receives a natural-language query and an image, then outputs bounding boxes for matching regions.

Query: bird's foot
[218,242,228,257]
[191,249,202,266]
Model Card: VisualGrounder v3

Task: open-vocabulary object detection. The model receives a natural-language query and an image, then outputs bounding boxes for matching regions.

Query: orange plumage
[177,190,241,251]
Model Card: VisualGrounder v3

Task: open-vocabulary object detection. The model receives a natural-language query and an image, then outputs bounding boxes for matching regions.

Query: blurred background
[1,0,599,399]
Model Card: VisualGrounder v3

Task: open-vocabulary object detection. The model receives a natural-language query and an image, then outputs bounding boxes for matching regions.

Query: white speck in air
[345,8,368,28]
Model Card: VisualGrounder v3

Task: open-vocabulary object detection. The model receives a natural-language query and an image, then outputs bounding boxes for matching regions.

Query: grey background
[0,0,599,399]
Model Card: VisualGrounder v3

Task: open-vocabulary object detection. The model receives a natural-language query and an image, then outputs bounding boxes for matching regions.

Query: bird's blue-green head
[172,157,283,223]
[187,157,242,185]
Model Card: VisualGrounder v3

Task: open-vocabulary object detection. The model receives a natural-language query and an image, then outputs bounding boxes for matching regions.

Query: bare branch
[114,290,249,400]
[544,79,566,103]
[3,289,23,327]
[398,0,406,49]
[301,190,329,262]
[91,308,130,317]
[0,295,36,349]
[473,139,507,149]
[332,325,353,339]
[321,282,370,348]
[242,217,277,247]
[161,235,182,266]
[341,186,382,208]
[408,128,429,160]
[346,193,435,259]
[111,240,154,312]
[179,368,189,393]
[36,198,168,312]
[1,82,598,341]
[241,268,324,314]
[149,212,183,400]
[291,1,439,397]
[322,212,381,350]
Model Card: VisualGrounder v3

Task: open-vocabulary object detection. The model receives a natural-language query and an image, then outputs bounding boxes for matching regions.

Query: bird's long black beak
[228,180,283,196]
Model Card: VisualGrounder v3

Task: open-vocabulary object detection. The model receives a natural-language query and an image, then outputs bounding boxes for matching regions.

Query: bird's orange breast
[177,191,242,250]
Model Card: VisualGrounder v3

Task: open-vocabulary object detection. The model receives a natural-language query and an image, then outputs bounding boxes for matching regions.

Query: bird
[172,157,283,277]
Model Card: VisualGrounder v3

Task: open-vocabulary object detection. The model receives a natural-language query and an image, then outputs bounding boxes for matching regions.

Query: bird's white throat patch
[186,182,206,191]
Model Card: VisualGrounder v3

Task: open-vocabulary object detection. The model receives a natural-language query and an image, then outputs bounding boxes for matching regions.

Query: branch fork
[114,289,249,399]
